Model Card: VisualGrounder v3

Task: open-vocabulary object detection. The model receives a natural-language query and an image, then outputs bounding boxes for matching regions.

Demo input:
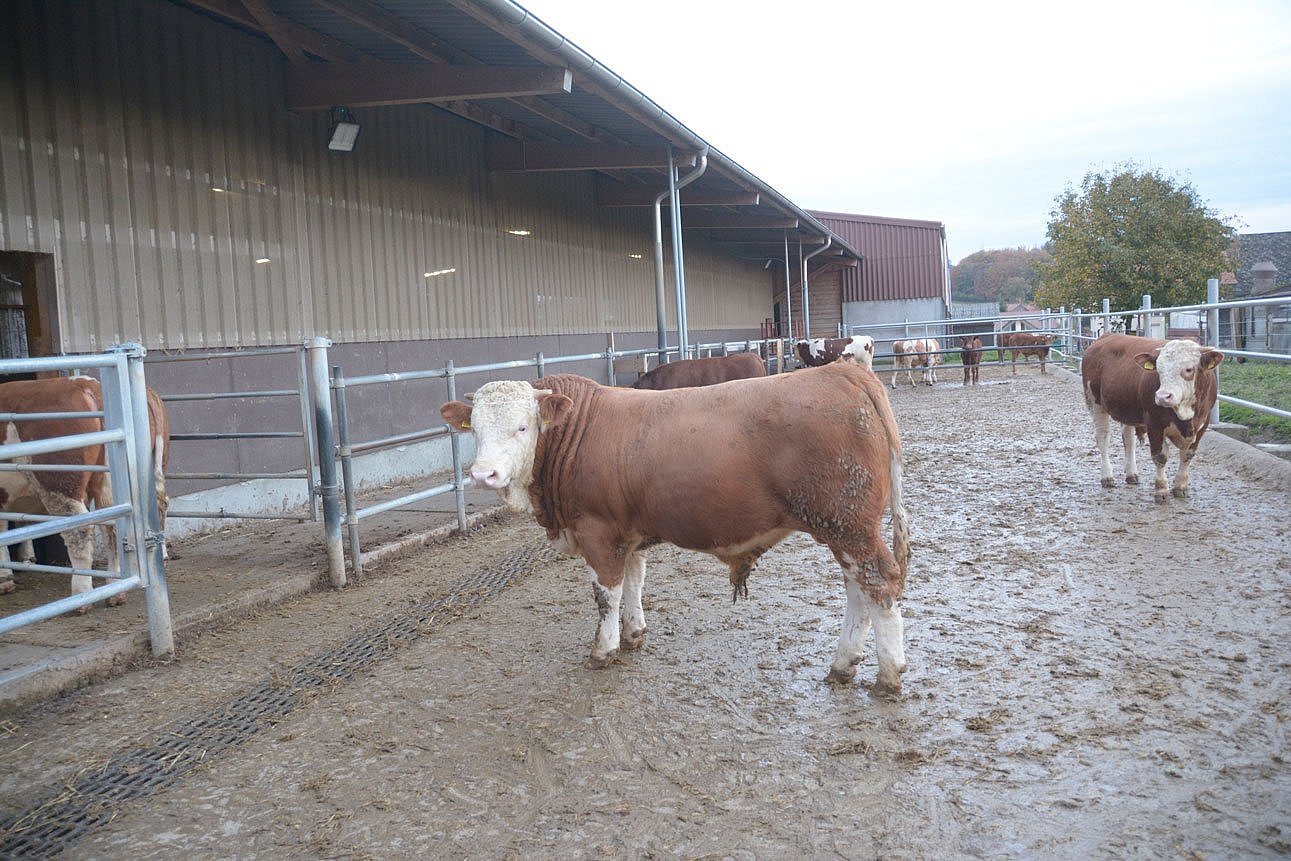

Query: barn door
[0,251,58,383]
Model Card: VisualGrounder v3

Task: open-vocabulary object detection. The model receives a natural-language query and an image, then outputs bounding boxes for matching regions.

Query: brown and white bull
[441,364,911,694]
[999,331,1056,374]
[1081,334,1223,503]
[0,378,170,605]
[796,335,876,369]
[959,335,983,386]
[890,338,942,388]
[631,352,765,390]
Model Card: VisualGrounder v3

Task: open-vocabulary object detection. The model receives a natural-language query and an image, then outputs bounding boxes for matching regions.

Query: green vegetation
[951,248,1052,305]
[1035,163,1236,313]
[1217,360,1291,444]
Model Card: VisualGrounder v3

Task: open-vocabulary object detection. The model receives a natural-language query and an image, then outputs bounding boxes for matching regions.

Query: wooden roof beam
[287,64,571,110]
[240,0,309,65]
[489,141,695,172]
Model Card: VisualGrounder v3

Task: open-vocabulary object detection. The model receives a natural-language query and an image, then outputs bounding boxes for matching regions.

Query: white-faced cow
[1081,334,1223,503]
[0,378,170,605]
[999,331,1056,374]
[959,335,983,386]
[890,338,942,388]
[442,363,911,694]
[796,335,876,369]
[631,352,765,390]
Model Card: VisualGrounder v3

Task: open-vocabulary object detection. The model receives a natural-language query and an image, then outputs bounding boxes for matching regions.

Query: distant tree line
[954,164,1236,314]
[951,247,1052,308]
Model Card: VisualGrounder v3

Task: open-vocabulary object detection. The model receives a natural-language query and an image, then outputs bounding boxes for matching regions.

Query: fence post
[1102,298,1111,337]
[333,366,363,579]
[1207,278,1221,426]
[1141,294,1152,337]
[605,333,616,385]
[306,337,345,589]
[536,351,545,378]
[114,344,175,658]
[447,361,467,531]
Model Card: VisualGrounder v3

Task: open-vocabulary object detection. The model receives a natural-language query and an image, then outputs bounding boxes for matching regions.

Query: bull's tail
[858,375,909,581]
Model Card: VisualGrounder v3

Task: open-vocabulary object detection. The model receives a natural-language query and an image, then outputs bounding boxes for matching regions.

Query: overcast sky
[520,0,1291,264]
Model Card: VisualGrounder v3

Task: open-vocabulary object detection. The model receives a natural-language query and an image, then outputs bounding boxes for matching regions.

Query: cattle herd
[440,330,1225,693]
[2,329,1226,695]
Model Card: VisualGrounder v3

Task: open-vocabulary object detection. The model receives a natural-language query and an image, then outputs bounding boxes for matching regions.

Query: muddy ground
[1,363,1288,859]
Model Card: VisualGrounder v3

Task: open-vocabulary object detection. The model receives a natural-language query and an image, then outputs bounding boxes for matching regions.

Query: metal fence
[0,345,173,656]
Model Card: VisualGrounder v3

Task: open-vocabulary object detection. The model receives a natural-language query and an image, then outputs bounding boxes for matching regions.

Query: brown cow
[959,335,983,385]
[999,331,1056,374]
[796,336,876,369]
[0,378,170,605]
[442,363,911,694]
[631,352,766,390]
[890,338,942,388]
[1081,334,1223,503]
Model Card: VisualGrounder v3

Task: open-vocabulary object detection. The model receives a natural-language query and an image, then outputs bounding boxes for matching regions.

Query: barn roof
[173,0,863,274]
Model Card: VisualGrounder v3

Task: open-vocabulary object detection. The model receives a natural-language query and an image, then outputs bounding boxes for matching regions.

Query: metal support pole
[536,352,546,378]
[1141,294,1152,337]
[447,361,467,531]
[605,333,616,385]
[1207,278,1221,426]
[297,347,321,521]
[333,366,363,578]
[115,344,174,658]
[306,337,345,588]
[782,231,793,356]
[1102,297,1111,338]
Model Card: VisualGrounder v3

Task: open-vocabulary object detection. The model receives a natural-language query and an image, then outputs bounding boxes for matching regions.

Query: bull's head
[839,335,875,368]
[1134,340,1223,422]
[440,381,573,513]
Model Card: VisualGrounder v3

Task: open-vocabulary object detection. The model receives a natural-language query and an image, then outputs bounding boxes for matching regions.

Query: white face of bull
[445,381,547,513]
[1138,340,1223,421]
[840,335,875,368]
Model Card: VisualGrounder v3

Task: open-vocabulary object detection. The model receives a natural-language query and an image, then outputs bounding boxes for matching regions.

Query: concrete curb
[0,504,509,714]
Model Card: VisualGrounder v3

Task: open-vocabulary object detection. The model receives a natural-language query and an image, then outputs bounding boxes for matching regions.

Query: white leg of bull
[588,573,623,668]
[1092,406,1116,488]
[0,522,13,595]
[867,593,906,696]
[1152,450,1170,503]
[1173,442,1197,498]
[1121,425,1139,485]
[620,551,648,651]
[827,579,872,684]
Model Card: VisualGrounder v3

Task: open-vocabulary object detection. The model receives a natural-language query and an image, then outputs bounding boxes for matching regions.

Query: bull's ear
[536,392,573,430]
[1134,350,1160,371]
[441,401,473,432]
[1200,349,1224,369]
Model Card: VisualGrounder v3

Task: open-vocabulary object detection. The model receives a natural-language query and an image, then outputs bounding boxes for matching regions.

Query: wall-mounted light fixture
[423,267,457,278]
[506,228,532,237]
[628,253,643,260]
[328,106,360,152]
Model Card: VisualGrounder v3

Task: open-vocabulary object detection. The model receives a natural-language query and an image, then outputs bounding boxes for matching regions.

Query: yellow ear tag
[460,421,470,429]
[1142,361,1155,371]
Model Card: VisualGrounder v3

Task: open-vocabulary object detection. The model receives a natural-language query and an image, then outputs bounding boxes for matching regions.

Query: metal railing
[0,346,172,656]
[327,334,793,581]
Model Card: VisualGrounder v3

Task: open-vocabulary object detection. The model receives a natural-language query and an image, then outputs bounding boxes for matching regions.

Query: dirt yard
[1,363,1288,859]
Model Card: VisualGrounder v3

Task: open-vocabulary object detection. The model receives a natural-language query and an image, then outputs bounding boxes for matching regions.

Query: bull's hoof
[0,578,14,595]
[620,626,647,651]
[870,675,903,698]
[1125,475,1139,485]
[1153,490,1169,504]
[106,592,127,608]
[586,650,618,669]
[825,665,857,685]
[1171,486,1189,499]
[73,603,92,616]
[1100,477,1116,488]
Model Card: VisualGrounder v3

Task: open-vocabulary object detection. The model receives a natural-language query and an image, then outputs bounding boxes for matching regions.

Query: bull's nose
[1155,390,1176,406]
[470,467,506,488]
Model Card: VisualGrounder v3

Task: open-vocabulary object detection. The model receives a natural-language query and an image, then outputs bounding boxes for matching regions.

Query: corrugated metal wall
[811,211,947,305]
[0,0,769,353]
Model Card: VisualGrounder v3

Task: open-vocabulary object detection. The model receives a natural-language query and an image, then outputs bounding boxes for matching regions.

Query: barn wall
[0,0,769,354]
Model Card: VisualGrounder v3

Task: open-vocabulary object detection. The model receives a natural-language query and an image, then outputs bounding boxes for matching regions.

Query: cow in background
[960,335,983,385]
[1081,333,1222,503]
[0,378,171,607]
[442,364,911,694]
[796,335,876,369]
[999,332,1056,374]
[890,338,942,388]
[631,352,766,390]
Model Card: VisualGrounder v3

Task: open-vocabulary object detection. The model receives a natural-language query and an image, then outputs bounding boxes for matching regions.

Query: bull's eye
[517,424,528,434]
